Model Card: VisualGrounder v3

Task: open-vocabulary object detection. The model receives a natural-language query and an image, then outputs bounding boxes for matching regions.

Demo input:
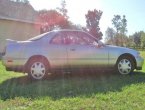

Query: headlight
[136,52,141,58]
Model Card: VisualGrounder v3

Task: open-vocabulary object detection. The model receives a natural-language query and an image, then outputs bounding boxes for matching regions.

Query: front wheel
[116,56,134,75]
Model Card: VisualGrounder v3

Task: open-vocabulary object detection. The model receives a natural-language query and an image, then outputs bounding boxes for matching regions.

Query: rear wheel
[27,58,49,80]
[116,56,134,75]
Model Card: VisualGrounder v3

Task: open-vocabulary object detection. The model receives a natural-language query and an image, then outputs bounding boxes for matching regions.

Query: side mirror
[96,43,101,48]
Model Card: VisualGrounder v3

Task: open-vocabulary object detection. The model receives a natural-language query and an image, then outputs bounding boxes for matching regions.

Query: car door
[47,32,68,69]
[67,31,109,69]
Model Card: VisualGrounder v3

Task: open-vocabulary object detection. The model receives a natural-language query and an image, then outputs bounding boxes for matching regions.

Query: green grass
[0,51,145,110]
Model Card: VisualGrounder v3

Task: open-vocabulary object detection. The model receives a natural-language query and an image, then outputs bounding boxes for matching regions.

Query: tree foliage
[38,10,70,33]
[112,15,127,34]
[105,27,115,44]
[129,32,142,47]
[127,31,145,48]
[140,32,145,48]
[121,15,127,34]
[112,15,121,33]
[85,9,103,40]
[57,0,68,19]
[106,15,128,46]
[38,0,93,34]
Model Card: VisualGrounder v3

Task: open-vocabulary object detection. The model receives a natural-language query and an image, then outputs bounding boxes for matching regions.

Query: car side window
[50,31,97,45]
[61,32,74,45]
[78,32,95,45]
[66,32,87,45]
[51,35,62,44]
[50,33,63,44]
[67,33,77,44]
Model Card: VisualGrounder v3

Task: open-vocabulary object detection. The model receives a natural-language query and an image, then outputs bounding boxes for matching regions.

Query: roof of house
[0,0,39,24]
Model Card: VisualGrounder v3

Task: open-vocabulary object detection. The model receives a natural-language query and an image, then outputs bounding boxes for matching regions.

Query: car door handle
[70,48,76,51]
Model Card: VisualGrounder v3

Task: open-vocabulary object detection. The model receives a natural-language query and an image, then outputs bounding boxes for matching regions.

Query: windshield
[98,40,105,46]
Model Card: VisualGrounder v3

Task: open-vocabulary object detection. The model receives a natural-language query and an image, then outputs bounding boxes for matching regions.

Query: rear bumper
[6,66,26,72]
[2,56,28,72]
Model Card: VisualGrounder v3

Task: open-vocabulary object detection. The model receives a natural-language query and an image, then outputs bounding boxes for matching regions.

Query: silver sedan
[2,30,144,80]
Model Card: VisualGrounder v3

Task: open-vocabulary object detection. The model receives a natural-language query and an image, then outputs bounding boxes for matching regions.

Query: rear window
[28,32,49,41]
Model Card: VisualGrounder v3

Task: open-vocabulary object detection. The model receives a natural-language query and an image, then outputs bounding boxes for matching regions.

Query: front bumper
[136,56,144,70]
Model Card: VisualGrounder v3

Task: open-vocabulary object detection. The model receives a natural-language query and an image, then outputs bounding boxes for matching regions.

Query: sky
[29,0,145,40]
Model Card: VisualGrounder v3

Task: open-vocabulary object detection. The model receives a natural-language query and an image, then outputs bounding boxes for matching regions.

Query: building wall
[0,19,40,52]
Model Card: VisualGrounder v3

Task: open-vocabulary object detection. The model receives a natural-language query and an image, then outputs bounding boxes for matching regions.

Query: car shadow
[0,71,145,100]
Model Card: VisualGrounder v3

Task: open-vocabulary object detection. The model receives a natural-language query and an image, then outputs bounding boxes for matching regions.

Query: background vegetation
[5,0,145,49]
[36,0,145,49]
[105,15,145,49]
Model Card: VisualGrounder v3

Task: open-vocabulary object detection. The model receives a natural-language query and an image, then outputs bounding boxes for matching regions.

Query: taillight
[7,59,13,63]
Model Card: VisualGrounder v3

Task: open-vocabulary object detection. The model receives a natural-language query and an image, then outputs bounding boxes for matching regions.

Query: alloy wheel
[30,62,46,79]
[118,58,132,74]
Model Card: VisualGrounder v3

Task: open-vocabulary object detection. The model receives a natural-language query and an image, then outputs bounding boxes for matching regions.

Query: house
[0,0,41,52]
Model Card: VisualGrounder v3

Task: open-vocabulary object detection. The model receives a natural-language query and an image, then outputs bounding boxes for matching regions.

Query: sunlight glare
[66,0,102,25]
[30,0,102,26]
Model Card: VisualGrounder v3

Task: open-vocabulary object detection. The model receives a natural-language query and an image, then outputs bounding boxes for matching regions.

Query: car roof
[50,29,87,33]
[50,29,96,38]
[29,29,97,41]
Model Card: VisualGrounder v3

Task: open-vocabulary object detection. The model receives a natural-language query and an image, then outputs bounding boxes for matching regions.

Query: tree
[112,15,127,34]
[38,10,69,33]
[126,36,134,47]
[111,15,128,46]
[128,31,145,48]
[105,27,115,44]
[141,32,145,48]
[85,9,103,40]
[130,32,142,47]
[112,15,121,33]
[121,15,127,34]
[57,0,68,19]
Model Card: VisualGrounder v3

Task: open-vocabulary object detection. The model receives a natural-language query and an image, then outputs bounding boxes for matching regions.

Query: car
[2,30,144,80]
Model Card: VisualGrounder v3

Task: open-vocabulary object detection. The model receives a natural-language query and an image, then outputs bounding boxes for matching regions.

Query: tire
[116,56,134,75]
[27,57,49,80]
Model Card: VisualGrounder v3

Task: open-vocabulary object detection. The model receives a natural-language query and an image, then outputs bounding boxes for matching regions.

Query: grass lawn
[0,51,145,110]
